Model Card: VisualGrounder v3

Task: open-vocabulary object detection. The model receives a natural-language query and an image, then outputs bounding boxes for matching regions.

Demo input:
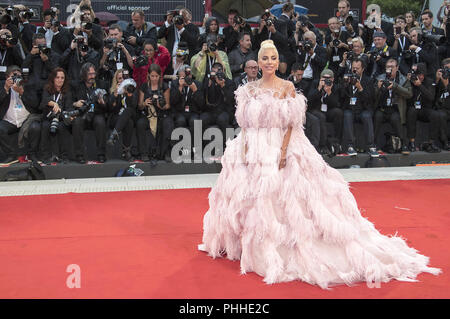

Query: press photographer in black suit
[22,33,59,90]
[171,65,205,156]
[157,8,199,61]
[374,58,412,154]
[203,62,236,154]
[71,63,109,164]
[124,10,158,54]
[222,9,253,54]
[406,63,440,153]
[341,58,378,157]
[367,31,397,79]
[294,31,327,95]
[434,58,450,151]
[69,4,104,52]
[0,28,24,81]
[288,63,320,151]
[307,69,343,155]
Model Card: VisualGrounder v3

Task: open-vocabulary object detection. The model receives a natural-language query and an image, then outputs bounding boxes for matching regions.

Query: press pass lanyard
[54,93,61,104]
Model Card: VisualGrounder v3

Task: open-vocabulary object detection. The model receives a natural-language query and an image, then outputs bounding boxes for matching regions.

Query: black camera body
[210,71,225,81]
[46,110,61,134]
[38,44,50,55]
[410,70,419,82]
[207,41,217,52]
[104,38,117,50]
[344,72,359,85]
[441,67,450,80]
[233,15,245,25]
[11,74,24,86]
[371,49,386,61]
[265,17,275,27]
[332,38,340,47]
[324,78,333,86]
[81,22,93,30]
[299,40,313,52]
[174,15,184,26]
[381,79,391,90]
[0,34,17,47]
[347,50,356,61]
[402,49,414,59]
[151,92,166,109]
[134,55,148,68]
[74,36,89,52]
[19,8,34,20]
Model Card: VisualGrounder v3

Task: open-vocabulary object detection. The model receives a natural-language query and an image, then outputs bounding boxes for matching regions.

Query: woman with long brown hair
[40,67,72,163]
[137,64,173,162]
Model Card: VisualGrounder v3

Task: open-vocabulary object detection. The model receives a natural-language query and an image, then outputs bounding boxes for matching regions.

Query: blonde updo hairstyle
[258,40,279,60]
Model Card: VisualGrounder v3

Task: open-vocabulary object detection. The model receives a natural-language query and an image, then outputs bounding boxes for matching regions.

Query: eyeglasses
[246,66,258,69]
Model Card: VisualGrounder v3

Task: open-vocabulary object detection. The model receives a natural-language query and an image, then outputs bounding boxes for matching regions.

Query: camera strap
[54,93,61,104]
[208,56,216,73]
[0,50,6,66]
[398,36,406,52]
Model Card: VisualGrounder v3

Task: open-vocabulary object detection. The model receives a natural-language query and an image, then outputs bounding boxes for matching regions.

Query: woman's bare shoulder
[281,79,296,98]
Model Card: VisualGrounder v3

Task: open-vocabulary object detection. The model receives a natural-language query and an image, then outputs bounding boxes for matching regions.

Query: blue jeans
[342,110,375,147]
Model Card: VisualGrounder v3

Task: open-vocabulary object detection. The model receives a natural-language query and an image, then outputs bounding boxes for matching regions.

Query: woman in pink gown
[198,40,441,289]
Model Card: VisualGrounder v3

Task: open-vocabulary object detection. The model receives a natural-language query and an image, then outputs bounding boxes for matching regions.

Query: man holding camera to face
[368,31,397,79]
[22,33,59,90]
[171,65,205,156]
[406,63,440,153]
[17,6,36,54]
[341,58,378,157]
[434,58,450,151]
[307,69,343,155]
[0,65,41,164]
[70,5,103,52]
[374,58,412,154]
[60,35,99,84]
[0,28,23,81]
[203,62,236,153]
[223,9,253,54]
[294,31,327,95]
[38,8,71,56]
[157,8,199,62]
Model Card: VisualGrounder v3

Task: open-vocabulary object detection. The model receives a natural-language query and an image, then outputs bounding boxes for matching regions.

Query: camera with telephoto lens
[46,110,61,134]
[133,55,148,68]
[151,92,166,109]
[370,49,385,61]
[441,67,450,80]
[184,67,193,85]
[382,69,392,89]
[74,36,89,52]
[344,72,359,85]
[332,38,340,47]
[174,15,184,26]
[346,50,356,61]
[324,78,333,86]
[38,44,50,55]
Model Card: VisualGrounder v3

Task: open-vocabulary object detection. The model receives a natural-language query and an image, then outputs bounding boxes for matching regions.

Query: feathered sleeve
[234,84,249,128]
[285,82,307,129]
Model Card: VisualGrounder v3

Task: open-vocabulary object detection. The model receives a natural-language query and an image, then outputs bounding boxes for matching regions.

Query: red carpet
[0,179,448,299]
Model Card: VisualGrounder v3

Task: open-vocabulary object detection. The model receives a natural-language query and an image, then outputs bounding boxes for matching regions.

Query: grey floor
[0,166,449,197]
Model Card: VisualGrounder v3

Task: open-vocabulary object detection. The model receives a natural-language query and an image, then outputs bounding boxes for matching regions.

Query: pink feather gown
[199,81,441,289]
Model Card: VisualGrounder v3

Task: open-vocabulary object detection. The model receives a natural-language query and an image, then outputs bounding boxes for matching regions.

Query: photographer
[228,32,256,79]
[287,63,320,151]
[198,16,225,52]
[38,8,71,56]
[157,8,199,62]
[40,68,73,163]
[70,4,103,52]
[0,65,41,164]
[132,39,170,87]
[434,58,450,150]
[234,59,260,88]
[401,27,439,80]
[17,6,36,53]
[337,37,369,79]
[340,58,378,157]
[374,59,412,154]
[0,28,23,81]
[421,10,445,36]
[203,62,236,151]
[337,0,359,32]
[325,17,350,75]
[256,10,292,76]
[191,34,232,83]
[106,70,138,162]
[171,65,205,154]
[60,35,100,84]
[222,9,253,54]
[124,10,157,54]
[307,69,343,155]
[294,31,327,94]
[99,24,134,88]
[406,63,440,153]
[367,31,397,79]
[137,64,173,162]
[165,41,189,85]
[363,4,394,47]
[22,33,59,90]
[71,63,108,163]
[392,15,411,74]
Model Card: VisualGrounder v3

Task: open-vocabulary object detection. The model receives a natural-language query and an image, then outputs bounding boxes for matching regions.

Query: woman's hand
[278,154,286,170]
